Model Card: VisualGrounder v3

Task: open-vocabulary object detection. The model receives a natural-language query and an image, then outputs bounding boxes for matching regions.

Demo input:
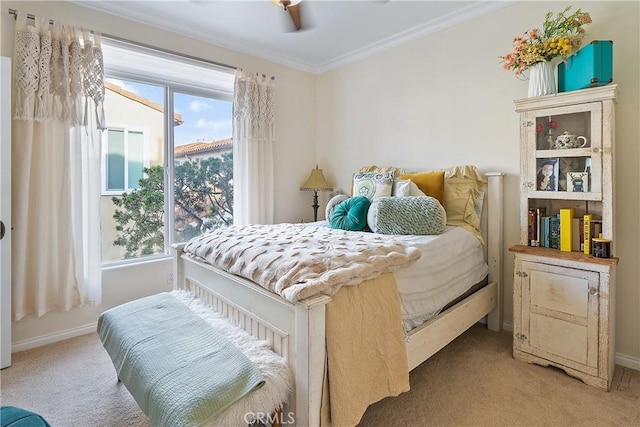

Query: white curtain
[11,13,104,320]
[232,70,275,225]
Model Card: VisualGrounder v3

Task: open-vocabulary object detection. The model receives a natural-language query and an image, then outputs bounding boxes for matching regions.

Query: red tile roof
[174,138,233,157]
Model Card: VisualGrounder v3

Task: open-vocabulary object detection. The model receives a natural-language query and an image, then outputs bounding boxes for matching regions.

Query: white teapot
[554,131,588,149]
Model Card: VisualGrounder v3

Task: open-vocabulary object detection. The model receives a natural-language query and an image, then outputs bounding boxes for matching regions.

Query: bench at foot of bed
[97,291,292,427]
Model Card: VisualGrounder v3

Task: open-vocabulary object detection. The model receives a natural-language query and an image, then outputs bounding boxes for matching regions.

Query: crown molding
[75,0,515,75]
[314,1,515,74]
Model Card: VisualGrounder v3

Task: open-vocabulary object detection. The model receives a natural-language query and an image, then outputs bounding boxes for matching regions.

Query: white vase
[528,61,557,97]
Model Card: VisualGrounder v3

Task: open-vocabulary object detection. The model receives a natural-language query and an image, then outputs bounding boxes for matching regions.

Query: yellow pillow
[420,165,486,242]
[444,177,483,242]
[399,171,445,205]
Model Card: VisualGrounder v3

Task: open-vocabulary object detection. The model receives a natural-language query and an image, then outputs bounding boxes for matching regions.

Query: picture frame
[536,158,559,191]
[567,171,590,192]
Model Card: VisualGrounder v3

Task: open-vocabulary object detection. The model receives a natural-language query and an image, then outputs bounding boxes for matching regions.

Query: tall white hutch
[509,85,618,390]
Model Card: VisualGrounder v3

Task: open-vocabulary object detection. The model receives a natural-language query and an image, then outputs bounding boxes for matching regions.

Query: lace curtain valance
[233,70,275,141]
[12,11,105,129]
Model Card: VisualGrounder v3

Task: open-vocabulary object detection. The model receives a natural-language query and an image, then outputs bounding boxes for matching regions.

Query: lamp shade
[300,166,332,191]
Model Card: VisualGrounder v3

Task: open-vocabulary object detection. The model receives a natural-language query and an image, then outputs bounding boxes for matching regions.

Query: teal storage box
[558,40,613,92]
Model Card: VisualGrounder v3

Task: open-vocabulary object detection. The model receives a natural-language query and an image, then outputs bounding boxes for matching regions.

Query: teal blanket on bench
[97,292,265,427]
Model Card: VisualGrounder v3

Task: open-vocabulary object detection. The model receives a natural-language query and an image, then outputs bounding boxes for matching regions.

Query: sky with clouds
[107,78,232,147]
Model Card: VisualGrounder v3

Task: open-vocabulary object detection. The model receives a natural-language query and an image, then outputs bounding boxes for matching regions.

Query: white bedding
[313,222,488,332]
[391,226,489,331]
[184,222,487,333]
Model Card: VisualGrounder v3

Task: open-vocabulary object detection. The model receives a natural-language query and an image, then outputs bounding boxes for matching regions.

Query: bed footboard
[172,245,330,427]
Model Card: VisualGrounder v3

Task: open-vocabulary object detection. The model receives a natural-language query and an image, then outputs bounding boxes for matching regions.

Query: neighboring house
[174,138,233,163]
[101,82,184,262]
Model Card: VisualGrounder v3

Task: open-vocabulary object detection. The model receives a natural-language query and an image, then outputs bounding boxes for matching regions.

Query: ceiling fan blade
[287,3,302,31]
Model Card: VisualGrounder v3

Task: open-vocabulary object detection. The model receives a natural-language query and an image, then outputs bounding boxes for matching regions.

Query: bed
[172,168,504,427]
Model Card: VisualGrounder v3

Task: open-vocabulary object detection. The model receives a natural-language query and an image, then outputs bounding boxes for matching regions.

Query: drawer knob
[589,288,599,296]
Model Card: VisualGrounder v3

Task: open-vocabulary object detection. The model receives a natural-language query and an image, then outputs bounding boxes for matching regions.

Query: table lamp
[300,165,333,222]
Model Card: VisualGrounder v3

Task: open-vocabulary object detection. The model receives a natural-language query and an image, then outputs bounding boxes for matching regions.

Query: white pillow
[393,179,411,197]
[409,181,427,196]
[393,179,427,197]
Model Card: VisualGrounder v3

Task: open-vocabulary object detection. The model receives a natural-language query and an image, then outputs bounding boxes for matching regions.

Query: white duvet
[185,222,487,332]
[310,222,489,332]
[391,226,489,331]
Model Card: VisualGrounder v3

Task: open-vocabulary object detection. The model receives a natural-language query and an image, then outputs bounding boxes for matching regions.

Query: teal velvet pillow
[367,196,447,235]
[329,196,371,231]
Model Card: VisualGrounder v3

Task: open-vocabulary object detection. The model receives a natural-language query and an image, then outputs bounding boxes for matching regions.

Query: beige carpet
[1,324,638,427]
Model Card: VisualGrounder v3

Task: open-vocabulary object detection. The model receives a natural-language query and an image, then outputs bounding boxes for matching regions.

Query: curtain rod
[8,8,51,25]
[6,7,238,73]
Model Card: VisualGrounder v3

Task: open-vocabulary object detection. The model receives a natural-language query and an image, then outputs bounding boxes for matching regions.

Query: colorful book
[542,216,551,248]
[528,209,537,246]
[559,208,575,252]
[583,214,593,254]
[572,217,581,251]
[535,207,546,247]
[549,214,560,249]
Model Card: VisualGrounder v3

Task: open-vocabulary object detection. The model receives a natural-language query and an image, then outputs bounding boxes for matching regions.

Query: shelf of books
[513,199,618,266]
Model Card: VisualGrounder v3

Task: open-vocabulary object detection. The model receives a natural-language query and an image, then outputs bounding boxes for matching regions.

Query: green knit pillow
[329,196,371,231]
[367,196,446,235]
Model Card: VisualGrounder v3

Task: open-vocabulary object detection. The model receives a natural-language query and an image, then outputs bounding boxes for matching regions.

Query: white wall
[1,0,318,347]
[316,1,640,362]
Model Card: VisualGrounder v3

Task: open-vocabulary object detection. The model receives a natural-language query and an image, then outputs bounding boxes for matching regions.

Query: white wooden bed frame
[173,172,504,427]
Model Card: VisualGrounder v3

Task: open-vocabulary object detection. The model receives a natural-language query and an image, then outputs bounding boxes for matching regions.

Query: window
[100,39,234,264]
[172,91,233,243]
[103,128,148,194]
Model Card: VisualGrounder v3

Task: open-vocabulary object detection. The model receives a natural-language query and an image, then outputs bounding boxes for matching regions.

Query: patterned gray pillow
[352,172,394,201]
[367,196,446,235]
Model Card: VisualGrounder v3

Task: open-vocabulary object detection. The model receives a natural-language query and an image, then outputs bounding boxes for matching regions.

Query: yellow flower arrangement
[501,6,592,75]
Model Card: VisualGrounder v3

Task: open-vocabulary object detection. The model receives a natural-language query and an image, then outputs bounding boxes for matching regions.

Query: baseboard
[616,353,640,371]
[12,323,97,353]
[12,320,640,372]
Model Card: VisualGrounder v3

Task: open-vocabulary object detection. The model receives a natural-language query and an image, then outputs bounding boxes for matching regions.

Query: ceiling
[76,0,511,74]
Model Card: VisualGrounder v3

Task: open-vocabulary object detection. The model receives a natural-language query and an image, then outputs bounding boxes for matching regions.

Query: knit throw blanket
[183,223,422,302]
